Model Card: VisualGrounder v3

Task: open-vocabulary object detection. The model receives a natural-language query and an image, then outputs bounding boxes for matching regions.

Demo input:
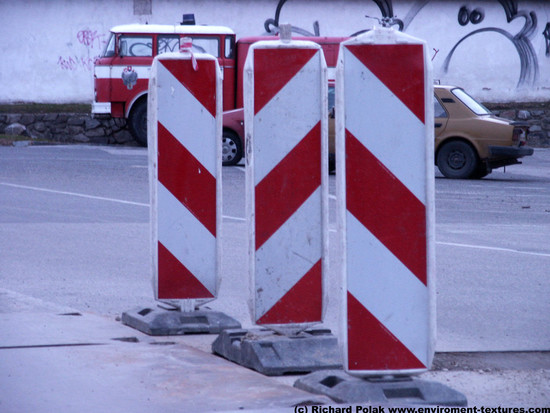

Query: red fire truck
[92,16,345,165]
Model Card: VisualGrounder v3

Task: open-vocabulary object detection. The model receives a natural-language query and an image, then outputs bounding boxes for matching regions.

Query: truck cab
[92,19,347,166]
[92,20,235,146]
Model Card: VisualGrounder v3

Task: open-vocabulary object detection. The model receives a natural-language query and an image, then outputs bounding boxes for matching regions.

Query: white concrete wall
[1,0,549,104]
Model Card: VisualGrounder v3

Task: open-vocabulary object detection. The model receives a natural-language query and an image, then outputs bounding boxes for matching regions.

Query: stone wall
[0,113,137,146]
[1,106,549,148]
[485,103,550,148]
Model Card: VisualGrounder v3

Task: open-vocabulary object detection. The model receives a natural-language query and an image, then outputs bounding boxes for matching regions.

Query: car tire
[222,130,243,166]
[437,140,479,179]
[328,154,336,175]
[128,100,148,146]
[471,164,490,179]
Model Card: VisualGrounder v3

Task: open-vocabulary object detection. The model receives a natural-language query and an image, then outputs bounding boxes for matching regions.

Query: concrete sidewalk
[0,289,330,412]
[1,288,549,412]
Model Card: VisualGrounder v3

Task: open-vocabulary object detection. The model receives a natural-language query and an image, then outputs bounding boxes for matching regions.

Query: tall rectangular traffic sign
[244,37,328,328]
[148,48,222,304]
[336,28,436,375]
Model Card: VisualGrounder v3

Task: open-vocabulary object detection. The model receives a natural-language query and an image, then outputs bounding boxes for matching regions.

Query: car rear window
[452,88,492,116]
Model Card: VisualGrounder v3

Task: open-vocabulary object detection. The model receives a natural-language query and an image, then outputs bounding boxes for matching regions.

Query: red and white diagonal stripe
[148,53,221,302]
[244,41,328,326]
[337,30,435,375]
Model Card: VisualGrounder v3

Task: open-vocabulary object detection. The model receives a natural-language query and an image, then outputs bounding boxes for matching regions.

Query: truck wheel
[128,100,148,146]
[437,141,478,179]
[222,130,243,166]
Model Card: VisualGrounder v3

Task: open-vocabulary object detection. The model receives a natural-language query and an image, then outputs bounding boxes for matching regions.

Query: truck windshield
[103,33,116,57]
[452,88,492,116]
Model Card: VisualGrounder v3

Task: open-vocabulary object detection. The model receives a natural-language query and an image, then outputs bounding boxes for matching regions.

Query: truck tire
[222,130,243,166]
[128,100,148,146]
[437,140,479,179]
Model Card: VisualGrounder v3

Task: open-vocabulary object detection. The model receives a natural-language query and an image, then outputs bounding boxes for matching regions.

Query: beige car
[433,85,532,179]
[327,85,533,178]
[224,85,533,179]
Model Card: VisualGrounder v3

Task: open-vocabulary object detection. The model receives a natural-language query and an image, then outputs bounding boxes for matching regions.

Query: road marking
[222,215,246,222]
[0,182,149,207]
[437,241,550,258]
[437,191,550,198]
[500,186,548,191]
[98,148,148,156]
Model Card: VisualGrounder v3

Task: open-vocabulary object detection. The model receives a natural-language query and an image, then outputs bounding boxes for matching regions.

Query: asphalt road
[0,144,549,352]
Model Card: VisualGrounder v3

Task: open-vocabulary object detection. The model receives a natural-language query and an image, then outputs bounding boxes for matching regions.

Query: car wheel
[471,164,490,179]
[222,130,243,166]
[328,154,336,175]
[128,100,148,146]
[437,140,479,179]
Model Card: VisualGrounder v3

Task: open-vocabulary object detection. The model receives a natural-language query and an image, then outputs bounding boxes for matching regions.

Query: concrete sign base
[121,307,241,335]
[212,328,341,376]
[294,369,467,406]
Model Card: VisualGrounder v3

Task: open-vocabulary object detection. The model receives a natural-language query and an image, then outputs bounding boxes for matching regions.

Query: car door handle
[435,123,442,128]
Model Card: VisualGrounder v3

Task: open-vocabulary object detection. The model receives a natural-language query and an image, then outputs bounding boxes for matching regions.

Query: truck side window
[224,36,235,59]
[189,37,219,57]
[119,35,153,57]
[158,35,180,55]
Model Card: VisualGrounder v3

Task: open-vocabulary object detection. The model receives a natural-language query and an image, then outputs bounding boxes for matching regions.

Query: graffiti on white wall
[543,22,550,56]
[263,0,548,89]
[4,0,547,103]
[263,0,320,36]
[57,28,107,72]
[441,0,538,88]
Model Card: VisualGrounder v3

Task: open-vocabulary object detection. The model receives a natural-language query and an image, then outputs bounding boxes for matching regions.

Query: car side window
[434,96,448,118]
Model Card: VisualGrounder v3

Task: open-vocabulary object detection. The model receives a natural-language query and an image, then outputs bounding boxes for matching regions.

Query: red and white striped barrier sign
[336,28,435,375]
[148,48,222,304]
[244,37,328,328]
